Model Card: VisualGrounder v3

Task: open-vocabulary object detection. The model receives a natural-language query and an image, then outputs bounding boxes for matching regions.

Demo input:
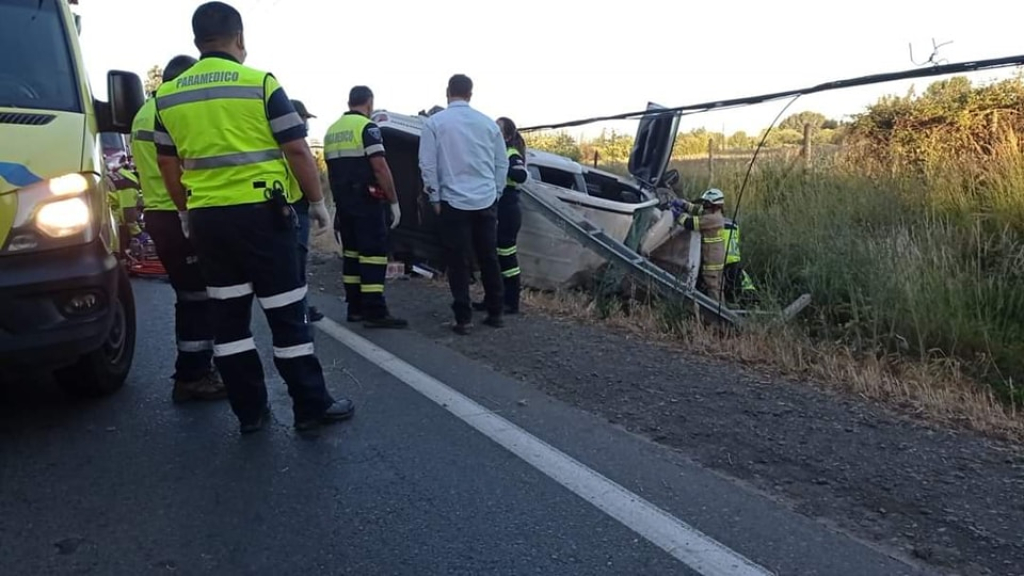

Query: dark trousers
[496,191,522,311]
[145,210,215,382]
[189,203,334,424]
[293,198,310,282]
[440,201,503,324]
[335,203,389,319]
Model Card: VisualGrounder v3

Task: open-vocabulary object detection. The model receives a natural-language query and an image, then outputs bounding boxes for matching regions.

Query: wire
[519,53,1024,132]
[715,95,801,315]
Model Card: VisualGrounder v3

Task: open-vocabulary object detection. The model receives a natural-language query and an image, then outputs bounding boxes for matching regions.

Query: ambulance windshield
[0,0,82,113]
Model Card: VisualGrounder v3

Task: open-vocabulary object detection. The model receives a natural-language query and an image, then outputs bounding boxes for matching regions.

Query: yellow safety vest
[286,171,303,203]
[131,98,176,211]
[723,222,742,265]
[324,113,372,161]
[154,57,289,209]
[506,146,520,188]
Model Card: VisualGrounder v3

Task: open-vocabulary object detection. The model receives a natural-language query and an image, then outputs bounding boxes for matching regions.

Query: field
[525,74,1024,439]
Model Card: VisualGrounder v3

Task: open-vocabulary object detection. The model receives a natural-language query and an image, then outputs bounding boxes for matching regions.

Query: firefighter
[154,1,353,434]
[324,85,407,328]
[287,99,324,322]
[670,188,727,301]
[722,219,759,305]
[131,54,225,403]
[473,117,528,314]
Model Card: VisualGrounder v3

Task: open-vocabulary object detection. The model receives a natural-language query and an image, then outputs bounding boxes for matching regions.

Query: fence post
[593,150,599,168]
[801,123,812,172]
[707,137,715,184]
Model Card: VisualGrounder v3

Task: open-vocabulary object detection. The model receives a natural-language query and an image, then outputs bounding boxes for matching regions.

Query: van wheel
[54,269,136,398]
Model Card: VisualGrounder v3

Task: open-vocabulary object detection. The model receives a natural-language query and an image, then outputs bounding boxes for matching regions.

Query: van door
[627,103,681,189]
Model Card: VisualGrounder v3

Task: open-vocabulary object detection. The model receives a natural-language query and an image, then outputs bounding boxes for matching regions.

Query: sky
[76,0,1023,141]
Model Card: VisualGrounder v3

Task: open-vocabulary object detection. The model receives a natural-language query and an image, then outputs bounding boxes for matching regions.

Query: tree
[727,130,753,150]
[581,129,634,165]
[759,127,804,147]
[525,131,582,161]
[144,65,163,95]
[779,111,828,132]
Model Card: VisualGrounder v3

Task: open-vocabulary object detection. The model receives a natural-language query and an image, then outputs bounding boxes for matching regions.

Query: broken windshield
[0,0,82,113]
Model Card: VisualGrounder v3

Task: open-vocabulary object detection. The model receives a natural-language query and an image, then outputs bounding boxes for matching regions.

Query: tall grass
[667,134,1024,407]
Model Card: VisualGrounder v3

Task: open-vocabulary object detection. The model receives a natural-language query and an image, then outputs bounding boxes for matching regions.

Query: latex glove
[309,200,331,236]
[389,202,401,229]
[178,210,190,239]
[668,199,686,219]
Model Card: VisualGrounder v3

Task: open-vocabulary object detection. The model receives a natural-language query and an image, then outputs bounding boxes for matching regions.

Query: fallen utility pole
[520,53,1024,132]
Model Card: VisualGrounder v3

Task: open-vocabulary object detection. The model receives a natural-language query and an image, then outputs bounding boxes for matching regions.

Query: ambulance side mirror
[98,70,145,134]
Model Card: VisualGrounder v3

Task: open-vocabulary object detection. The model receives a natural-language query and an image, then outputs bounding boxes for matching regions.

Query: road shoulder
[308,255,1024,576]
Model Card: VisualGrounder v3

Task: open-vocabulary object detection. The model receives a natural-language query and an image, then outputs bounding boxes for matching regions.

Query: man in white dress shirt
[418,74,509,335]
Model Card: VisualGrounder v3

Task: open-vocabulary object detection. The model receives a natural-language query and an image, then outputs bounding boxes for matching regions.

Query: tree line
[524,110,847,164]
[525,74,1024,166]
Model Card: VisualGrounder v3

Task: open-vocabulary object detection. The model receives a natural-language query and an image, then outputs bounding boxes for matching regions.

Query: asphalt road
[0,278,935,576]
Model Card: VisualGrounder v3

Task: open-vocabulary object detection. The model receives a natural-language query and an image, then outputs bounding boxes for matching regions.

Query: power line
[519,53,1024,132]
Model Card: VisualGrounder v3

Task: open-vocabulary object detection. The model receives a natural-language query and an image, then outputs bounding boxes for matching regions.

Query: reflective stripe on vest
[154,58,288,209]
[324,114,372,160]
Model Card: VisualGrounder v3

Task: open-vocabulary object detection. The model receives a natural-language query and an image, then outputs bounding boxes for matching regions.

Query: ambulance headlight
[46,173,93,196]
[36,197,91,238]
[3,172,99,253]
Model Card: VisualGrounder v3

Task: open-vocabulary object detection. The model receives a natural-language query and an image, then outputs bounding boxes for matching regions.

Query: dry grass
[520,288,1024,444]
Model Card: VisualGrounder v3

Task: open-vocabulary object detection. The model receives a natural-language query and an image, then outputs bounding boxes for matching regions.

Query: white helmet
[700,188,725,205]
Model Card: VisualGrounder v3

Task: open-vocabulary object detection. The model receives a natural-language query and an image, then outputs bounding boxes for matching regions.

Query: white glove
[389,202,401,229]
[309,200,331,236]
[178,210,190,239]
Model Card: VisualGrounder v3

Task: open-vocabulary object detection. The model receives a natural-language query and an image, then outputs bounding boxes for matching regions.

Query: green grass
[658,139,1024,407]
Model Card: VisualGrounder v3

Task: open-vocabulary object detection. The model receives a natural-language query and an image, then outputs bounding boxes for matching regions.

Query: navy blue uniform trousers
[145,209,215,382]
[189,202,334,424]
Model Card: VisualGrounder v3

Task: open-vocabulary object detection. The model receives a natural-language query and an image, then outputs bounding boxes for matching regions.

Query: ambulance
[0,0,145,396]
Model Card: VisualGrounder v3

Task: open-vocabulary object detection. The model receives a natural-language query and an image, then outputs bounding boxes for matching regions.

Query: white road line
[316,318,774,576]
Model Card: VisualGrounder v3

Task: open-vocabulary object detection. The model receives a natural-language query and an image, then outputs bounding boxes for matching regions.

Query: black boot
[503,275,521,315]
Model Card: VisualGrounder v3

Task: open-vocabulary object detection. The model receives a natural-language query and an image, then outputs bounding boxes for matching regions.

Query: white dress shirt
[418,100,509,211]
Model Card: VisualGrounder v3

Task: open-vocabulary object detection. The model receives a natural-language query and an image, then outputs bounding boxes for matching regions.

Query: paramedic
[154,1,353,434]
[131,53,225,403]
[324,85,407,329]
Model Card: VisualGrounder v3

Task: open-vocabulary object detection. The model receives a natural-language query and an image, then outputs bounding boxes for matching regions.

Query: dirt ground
[308,250,1024,576]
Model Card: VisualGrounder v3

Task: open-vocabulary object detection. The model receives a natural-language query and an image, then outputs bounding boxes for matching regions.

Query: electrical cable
[519,53,1024,132]
[715,95,801,316]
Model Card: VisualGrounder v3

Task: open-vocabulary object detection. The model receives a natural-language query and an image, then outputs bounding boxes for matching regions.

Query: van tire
[54,268,136,398]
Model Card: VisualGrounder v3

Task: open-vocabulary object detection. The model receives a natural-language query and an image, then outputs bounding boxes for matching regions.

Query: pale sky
[77,0,1022,140]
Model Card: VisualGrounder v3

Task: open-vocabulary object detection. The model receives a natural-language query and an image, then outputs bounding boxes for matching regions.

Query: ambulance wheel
[54,269,136,398]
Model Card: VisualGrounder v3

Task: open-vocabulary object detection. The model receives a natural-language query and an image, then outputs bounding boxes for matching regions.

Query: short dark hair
[447,74,472,98]
[192,2,243,46]
[163,55,198,83]
[348,85,374,107]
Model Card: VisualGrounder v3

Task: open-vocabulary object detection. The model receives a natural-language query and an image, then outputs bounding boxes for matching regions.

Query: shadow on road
[0,373,91,436]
